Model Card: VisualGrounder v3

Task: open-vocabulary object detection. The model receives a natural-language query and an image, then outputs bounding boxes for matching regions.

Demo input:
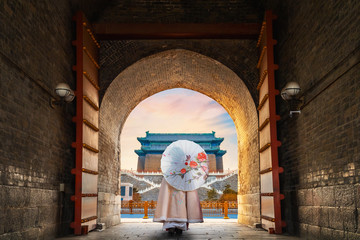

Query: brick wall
[272,0,360,238]
[95,0,263,23]
[99,39,260,103]
[0,1,75,238]
[144,154,162,172]
[97,131,121,226]
[207,154,217,172]
[216,156,224,171]
[137,153,221,172]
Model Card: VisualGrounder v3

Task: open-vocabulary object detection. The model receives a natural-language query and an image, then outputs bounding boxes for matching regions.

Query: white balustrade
[121,169,237,195]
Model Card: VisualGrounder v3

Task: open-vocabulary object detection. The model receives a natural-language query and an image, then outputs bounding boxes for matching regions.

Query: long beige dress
[153,178,203,230]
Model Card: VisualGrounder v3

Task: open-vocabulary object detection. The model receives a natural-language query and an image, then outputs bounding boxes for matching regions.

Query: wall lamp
[281,82,303,117]
[50,83,75,108]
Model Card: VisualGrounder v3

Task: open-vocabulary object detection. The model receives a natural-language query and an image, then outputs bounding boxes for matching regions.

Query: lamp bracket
[50,97,65,109]
[289,110,301,118]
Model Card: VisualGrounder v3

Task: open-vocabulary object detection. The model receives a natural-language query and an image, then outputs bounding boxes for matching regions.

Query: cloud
[120,88,238,171]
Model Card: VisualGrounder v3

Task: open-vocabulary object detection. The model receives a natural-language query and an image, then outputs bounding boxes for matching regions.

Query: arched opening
[99,49,259,227]
[120,88,238,171]
[119,88,238,208]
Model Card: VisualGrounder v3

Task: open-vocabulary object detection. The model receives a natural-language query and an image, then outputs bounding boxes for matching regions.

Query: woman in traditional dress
[153,140,208,235]
[153,177,204,234]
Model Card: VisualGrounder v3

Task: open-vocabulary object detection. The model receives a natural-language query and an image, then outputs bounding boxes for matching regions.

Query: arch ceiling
[99,40,259,103]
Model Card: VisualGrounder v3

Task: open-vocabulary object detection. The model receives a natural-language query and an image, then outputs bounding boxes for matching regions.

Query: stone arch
[99,49,260,226]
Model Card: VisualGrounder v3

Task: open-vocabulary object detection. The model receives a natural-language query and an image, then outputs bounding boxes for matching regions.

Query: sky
[120,88,238,171]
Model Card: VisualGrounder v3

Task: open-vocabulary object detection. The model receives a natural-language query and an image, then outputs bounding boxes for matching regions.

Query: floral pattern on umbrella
[161,140,209,191]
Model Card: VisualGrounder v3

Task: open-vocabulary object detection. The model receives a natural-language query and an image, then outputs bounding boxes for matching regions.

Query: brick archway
[99,49,259,227]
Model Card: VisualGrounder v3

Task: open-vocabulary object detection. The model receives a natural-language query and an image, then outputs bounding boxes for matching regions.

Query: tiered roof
[135,131,226,156]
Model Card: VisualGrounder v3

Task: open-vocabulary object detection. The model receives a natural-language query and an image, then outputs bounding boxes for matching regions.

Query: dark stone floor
[60,219,301,240]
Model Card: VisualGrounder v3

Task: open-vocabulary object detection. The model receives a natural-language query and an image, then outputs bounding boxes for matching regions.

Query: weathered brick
[275,0,360,237]
[95,1,263,24]
[298,223,308,239]
[298,189,313,206]
[348,232,360,240]
[312,187,322,206]
[321,186,336,207]
[356,185,360,209]
[3,186,30,207]
[29,188,45,207]
[0,232,22,240]
[298,206,313,224]
[358,208,360,234]
[99,39,260,104]
[19,228,41,240]
[40,224,57,240]
[0,207,3,235]
[319,207,329,228]
[0,185,3,209]
[307,225,321,240]
[97,192,121,228]
[342,208,357,233]
[38,206,58,227]
[320,227,333,240]
[328,207,343,230]
[4,208,24,233]
[335,185,355,207]
[311,207,321,226]
[332,229,345,239]
[22,208,39,229]
[0,0,76,237]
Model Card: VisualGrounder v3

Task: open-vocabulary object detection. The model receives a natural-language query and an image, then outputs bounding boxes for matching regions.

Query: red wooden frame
[264,10,284,234]
[71,11,84,235]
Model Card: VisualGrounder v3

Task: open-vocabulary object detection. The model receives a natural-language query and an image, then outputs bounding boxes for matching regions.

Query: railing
[121,200,158,217]
[122,169,163,175]
[121,169,237,176]
[121,201,237,219]
[120,169,238,194]
[138,183,161,194]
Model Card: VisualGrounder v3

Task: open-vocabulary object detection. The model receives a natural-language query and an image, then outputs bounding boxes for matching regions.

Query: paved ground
[60,219,301,240]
